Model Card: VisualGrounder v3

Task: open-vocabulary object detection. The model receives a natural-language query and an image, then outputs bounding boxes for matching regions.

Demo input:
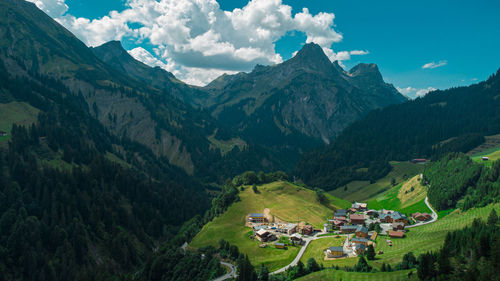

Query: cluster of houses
[248,213,317,248]
[324,202,435,258]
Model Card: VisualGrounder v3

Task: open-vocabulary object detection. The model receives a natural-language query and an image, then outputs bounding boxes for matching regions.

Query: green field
[190,181,350,271]
[0,102,40,146]
[299,236,344,265]
[366,175,431,215]
[297,202,500,276]
[329,161,424,202]
[296,268,418,281]
[471,145,500,167]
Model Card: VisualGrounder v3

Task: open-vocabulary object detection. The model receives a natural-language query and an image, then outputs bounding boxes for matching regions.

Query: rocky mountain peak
[288,42,335,73]
[349,63,383,81]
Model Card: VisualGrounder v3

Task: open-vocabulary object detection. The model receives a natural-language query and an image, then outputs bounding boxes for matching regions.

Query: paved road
[271,232,339,275]
[213,261,237,281]
[406,196,438,228]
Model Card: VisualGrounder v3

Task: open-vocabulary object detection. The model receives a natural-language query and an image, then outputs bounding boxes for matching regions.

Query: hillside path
[406,196,438,228]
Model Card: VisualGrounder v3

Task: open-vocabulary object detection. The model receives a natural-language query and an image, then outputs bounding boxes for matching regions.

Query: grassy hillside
[0,101,39,145]
[329,161,424,202]
[298,202,500,273]
[471,144,500,166]
[467,133,500,156]
[190,181,350,271]
[296,269,418,281]
[366,175,431,215]
[299,236,344,265]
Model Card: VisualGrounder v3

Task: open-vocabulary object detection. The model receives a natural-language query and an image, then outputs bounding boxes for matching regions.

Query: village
[247,202,434,261]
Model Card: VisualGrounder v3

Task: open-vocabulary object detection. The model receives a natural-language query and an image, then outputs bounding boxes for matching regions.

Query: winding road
[213,261,237,281]
[406,196,438,228]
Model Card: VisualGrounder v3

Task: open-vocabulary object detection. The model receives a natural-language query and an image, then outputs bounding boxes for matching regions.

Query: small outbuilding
[274,242,285,249]
[388,230,405,238]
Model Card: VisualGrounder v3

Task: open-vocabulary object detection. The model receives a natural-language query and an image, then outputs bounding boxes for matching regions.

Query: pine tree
[257,264,268,281]
[487,209,498,226]
[306,258,321,273]
[366,245,375,260]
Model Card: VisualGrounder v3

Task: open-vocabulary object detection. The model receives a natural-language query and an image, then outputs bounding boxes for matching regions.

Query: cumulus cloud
[422,60,447,69]
[397,86,436,99]
[27,0,68,17]
[31,0,368,85]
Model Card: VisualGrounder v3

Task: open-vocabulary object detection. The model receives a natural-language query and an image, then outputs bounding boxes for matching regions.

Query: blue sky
[35,0,500,96]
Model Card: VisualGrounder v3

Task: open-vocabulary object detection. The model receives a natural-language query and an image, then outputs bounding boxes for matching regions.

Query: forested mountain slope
[0,59,210,279]
[297,68,500,190]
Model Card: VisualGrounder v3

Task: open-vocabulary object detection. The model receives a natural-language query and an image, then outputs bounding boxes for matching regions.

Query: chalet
[388,230,405,238]
[274,242,285,249]
[350,214,365,225]
[334,209,347,218]
[365,209,377,216]
[411,158,427,164]
[482,157,489,161]
[354,244,366,255]
[391,212,409,225]
[412,212,432,221]
[335,216,347,222]
[355,225,368,238]
[255,229,275,242]
[340,225,357,234]
[284,223,297,235]
[332,220,345,229]
[380,213,393,223]
[248,213,265,223]
[351,237,369,246]
[290,233,304,245]
[302,225,313,235]
[326,246,344,258]
[392,222,405,231]
[352,202,367,211]
[0,131,7,137]
[348,207,358,214]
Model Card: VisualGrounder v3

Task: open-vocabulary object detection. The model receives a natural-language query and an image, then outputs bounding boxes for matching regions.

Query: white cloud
[397,86,436,98]
[31,0,369,85]
[27,0,68,17]
[422,60,447,69]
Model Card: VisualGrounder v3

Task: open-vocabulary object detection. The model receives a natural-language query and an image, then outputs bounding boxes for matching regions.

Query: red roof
[388,230,405,238]
[350,214,364,221]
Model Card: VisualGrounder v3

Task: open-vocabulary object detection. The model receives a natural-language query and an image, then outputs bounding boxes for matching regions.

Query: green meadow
[190,181,350,271]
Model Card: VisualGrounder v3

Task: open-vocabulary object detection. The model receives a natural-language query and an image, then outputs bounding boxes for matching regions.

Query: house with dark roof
[391,211,409,225]
[351,238,369,246]
[334,209,347,218]
[350,213,365,225]
[355,225,368,238]
[0,131,7,137]
[248,213,266,223]
[340,225,357,234]
[327,246,344,258]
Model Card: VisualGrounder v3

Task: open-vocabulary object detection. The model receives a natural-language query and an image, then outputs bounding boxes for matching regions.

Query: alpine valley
[1,0,499,281]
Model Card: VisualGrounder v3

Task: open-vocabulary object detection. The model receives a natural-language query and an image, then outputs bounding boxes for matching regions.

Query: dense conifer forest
[424,153,500,211]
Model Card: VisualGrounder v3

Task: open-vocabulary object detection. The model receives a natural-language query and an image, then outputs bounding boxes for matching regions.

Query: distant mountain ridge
[201,42,407,144]
[296,68,500,190]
